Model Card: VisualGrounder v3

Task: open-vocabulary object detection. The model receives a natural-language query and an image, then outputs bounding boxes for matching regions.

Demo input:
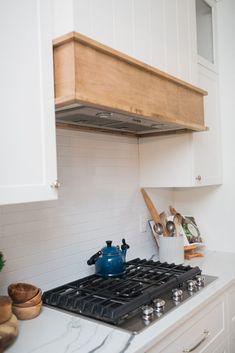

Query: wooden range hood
[53,32,207,137]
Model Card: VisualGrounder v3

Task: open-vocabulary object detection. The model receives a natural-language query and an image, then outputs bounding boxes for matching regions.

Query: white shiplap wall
[53,0,198,85]
[0,129,173,295]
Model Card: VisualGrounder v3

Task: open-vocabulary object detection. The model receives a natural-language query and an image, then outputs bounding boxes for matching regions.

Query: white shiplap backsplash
[0,129,172,295]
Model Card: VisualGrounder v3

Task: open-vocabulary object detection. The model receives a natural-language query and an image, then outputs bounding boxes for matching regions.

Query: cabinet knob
[195,175,202,181]
[51,180,61,189]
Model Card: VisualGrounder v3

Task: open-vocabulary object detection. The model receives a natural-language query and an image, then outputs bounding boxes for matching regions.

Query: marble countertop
[6,251,235,353]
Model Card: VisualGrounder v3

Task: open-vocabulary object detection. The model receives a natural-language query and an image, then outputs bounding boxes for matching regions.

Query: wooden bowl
[0,314,18,352]
[12,300,42,320]
[13,288,42,308]
[0,296,12,324]
[8,283,39,304]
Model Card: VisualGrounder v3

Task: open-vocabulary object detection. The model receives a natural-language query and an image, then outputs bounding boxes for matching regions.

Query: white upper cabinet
[139,0,222,187]
[0,0,58,205]
[196,0,218,72]
[52,0,222,188]
[192,65,222,186]
[139,65,222,187]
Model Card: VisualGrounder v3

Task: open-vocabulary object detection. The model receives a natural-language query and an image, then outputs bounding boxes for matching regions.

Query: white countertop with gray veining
[6,251,235,353]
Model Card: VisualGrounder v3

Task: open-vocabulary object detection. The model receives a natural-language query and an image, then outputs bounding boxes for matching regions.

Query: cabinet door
[214,339,229,353]
[193,64,222,186]
[139,67,222,187]
[230,331,235,353]
[139,134,194,188]
[0,0,58,205]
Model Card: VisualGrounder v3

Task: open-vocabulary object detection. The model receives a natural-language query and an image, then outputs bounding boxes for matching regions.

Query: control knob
[172,288,183,302]
[153,298,166,313]
[196,275,205,287]
[187,279,197,292]
[142,305,154,321]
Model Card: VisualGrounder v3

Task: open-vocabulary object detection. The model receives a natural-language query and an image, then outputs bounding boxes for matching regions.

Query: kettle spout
[121,238,130,263]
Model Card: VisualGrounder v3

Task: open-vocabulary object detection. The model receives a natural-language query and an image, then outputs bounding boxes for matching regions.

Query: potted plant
[0,251,5,272]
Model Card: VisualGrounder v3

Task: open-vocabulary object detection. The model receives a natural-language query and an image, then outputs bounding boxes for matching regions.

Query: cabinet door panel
[227,285,235,332]
[230,331,235,353]
[0,0,57,205]
[193,65,222,186]
[139,134,193,187]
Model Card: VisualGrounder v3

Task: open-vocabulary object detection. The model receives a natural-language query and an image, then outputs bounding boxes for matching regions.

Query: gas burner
[116,285,143,298]
[42,258,217,333]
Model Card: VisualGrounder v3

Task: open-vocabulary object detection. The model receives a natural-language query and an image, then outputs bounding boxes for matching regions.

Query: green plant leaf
[0,252,5,272]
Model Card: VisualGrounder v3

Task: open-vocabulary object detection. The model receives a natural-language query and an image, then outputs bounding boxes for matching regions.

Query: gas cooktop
[42,258,217,333]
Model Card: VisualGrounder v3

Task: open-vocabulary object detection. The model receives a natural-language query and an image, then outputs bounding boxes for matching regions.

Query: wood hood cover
[53,32,208,137]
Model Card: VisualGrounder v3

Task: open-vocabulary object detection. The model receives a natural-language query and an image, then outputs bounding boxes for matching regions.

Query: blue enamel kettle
[87,239,130,277]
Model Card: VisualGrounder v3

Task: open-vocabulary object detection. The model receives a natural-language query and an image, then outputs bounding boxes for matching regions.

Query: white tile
[0,129,164,293]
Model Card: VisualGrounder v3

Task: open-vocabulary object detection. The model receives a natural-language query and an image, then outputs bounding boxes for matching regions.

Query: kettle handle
[87,251,101,266]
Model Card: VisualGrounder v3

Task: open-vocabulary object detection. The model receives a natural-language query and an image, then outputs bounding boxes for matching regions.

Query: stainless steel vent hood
[54,32,207,137]
[56,105,187,136]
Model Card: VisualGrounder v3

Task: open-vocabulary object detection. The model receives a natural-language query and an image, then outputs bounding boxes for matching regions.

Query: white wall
[0,129,173,295]
[174,0,235,252]
[53,0,198,85]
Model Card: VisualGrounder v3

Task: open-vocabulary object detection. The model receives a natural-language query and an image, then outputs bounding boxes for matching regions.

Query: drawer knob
[51,180,61,189]
[183,329,210,352]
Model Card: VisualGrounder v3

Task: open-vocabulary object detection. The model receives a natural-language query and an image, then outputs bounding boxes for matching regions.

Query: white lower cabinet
[229,332,235,352]
[146,283,235,353]
[227,284,235,352]
[146,294,226,353]
[214,339,229,353]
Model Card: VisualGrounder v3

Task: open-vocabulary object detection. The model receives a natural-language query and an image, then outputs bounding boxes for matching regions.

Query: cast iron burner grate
[42,258,201,325]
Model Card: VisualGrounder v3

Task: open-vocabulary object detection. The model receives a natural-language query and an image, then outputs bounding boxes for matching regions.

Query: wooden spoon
[173,215,182,236]
[169,206,184,225]
[159,212,169,236]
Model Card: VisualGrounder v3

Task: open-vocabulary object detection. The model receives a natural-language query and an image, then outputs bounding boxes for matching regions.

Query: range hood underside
[56,104,191,137]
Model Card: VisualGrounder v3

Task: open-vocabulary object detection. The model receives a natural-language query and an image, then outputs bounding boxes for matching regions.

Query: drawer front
[147,297,225,353]
[227,285,235,331]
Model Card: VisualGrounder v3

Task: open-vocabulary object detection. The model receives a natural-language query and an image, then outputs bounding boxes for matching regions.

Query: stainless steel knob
[172,288,183,301]
[196,275,205,287]
[195,175,202,181]
[51,180,61,189]
[142,305,154,320]
[187,280,197,292]
[153,298,165,312]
